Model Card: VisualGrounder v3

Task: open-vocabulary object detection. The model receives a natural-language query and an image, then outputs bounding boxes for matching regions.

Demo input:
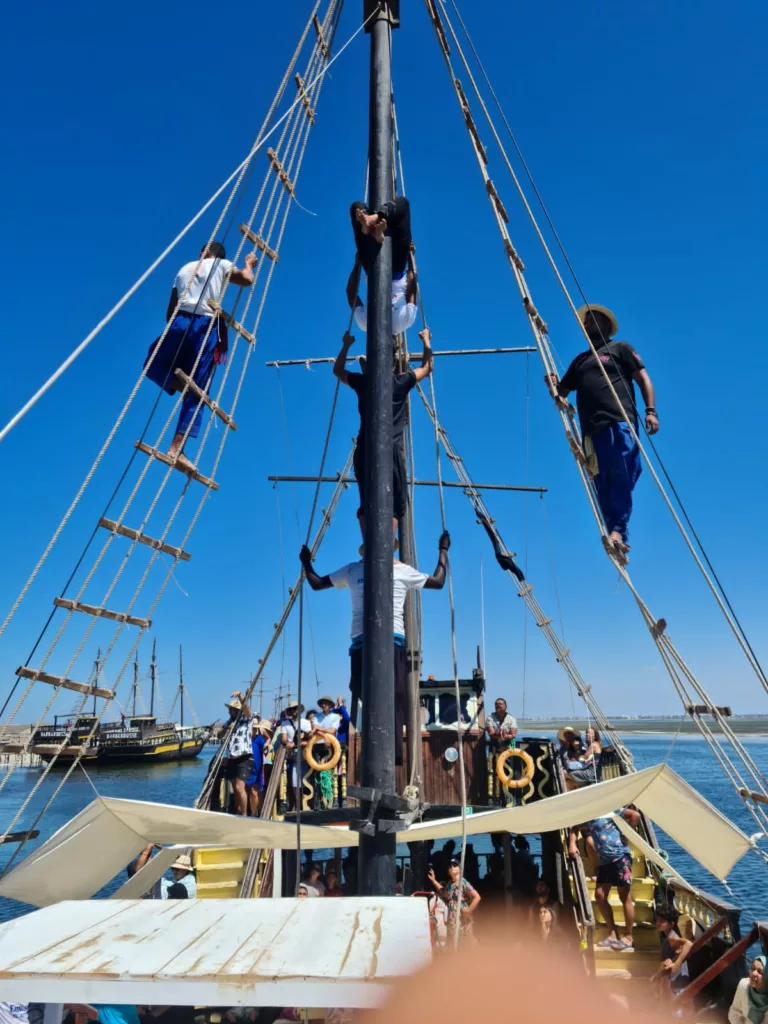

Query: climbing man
[145,241,258,473]
[346,196,418,334]
[334,327,433,540]
[548,304,658,556]
[299,531,450,767]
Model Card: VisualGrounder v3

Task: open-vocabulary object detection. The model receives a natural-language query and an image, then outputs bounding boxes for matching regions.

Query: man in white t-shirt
[144,240,257,473]
[300,531,450,766]
[346,196,417,334]
[280,702,312,808]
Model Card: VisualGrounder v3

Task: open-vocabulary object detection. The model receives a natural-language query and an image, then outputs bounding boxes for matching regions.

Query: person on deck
[556,726,577,772]
[333,696,351,745]
[569,807,641,953]
[650,906,692,996]
[144,242,257,473]
[334,327,434,541]
[346,196,418,334]
[300,532,450,767]
[324,866,344,897]
[221,692,255,816]
[280,702,311,810]
[485,697,517,751]
[729,955,768,1024]
[247,720,273,817]
[548,304,658,557]
[428,859,481,943]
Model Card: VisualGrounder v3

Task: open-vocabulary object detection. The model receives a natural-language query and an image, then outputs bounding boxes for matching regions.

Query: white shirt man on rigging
[299,532,450,767]
[144,241,257,473]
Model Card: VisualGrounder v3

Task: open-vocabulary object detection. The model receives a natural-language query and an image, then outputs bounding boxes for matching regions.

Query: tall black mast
[358,0,399,897]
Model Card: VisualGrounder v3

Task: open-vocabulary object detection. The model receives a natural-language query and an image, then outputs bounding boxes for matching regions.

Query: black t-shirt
[347,368,417,444]
[558,340,644,437]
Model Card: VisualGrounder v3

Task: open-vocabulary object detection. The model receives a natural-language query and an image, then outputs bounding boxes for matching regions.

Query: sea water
[0,733,765,923]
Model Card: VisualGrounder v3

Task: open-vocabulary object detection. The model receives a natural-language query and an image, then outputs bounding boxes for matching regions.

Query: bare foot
[609,530,629,553]
[170,450,196,474]
[371,218,387,244]
[355,209,379,236]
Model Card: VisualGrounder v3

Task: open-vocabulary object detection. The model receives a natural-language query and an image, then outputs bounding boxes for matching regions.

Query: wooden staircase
[579,841,662,981]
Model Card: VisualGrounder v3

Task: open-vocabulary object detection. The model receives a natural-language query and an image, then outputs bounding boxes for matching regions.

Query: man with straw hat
[548,305,659,558]
[221,691,255,816]
[160,853,196,899]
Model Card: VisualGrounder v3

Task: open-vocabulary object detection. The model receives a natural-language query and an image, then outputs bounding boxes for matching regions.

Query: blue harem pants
[144,313,219,440]
[590,421,642,545]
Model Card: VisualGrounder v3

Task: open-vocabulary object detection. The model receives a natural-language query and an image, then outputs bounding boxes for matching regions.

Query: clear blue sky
[1,0,766,729]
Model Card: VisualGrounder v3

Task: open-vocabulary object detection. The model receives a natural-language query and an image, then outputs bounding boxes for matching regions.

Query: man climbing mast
[347,196,418,336]
[145,241,257,472]
[549,304,659,556]
[334,327,433,541]
[299,531,449,767]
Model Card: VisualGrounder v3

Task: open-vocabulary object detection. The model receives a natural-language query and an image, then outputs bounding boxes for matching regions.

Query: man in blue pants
[550,304,659,557]
[145,241,257,472]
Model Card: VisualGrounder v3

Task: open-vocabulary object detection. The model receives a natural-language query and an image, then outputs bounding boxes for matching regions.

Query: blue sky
[0,0,766,729]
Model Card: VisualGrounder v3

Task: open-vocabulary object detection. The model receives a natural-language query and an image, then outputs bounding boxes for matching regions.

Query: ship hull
[97,737,205,763]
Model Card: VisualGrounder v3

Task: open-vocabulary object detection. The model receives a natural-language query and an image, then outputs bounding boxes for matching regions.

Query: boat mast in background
[149,638,157,717]
[130,652,139,718]
[358,0,400,897]
[93,647,101,717]
[179,645,185,728]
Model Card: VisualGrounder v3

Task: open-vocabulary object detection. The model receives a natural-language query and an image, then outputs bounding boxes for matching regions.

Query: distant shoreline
[519,718,768,737]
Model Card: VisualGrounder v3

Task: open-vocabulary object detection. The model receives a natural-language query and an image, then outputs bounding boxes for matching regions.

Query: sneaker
[597,937,617,949]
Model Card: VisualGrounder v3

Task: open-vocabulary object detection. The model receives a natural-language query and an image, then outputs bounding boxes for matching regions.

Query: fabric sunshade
[0,763,752,908]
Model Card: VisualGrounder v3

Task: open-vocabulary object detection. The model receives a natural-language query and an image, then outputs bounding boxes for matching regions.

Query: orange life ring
[496,747,535,790]
[304,733,342,772]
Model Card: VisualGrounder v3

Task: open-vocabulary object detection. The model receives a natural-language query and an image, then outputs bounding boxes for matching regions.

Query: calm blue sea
[0,733,765,924]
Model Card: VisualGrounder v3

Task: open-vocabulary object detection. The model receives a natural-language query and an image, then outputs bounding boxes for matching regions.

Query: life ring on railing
[496,747,535,790]
[304,733,342,772]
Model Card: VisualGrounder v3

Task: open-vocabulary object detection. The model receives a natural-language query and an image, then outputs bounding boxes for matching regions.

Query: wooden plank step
[294,73,315,124]
[53,598,151,629]
[266,148,296,196]
[196,879,241,891]
[134,441,220,491]
[0,830,40,845]
[313,14,329,59]
[16,666,114,701]
[173,370,237,431]
[196,861,246,872]
[239,224,278,263]
[206,300,256,346]
[99,517,191,563]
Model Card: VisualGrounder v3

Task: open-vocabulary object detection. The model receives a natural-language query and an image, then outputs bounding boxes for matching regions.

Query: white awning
[0,764,752,909]
[0,897,431,1006]
[400,762,753,880]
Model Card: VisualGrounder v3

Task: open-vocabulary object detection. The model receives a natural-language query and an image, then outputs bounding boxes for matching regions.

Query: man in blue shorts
[145,241,257,473]
[569,806,641,952]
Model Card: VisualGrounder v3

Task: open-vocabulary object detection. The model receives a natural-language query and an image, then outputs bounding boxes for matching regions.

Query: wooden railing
[675,923,761,1011]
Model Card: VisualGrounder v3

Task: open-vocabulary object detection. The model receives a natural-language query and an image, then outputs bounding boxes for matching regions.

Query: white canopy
[0,897,431,1006]
[0,764,752,908]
